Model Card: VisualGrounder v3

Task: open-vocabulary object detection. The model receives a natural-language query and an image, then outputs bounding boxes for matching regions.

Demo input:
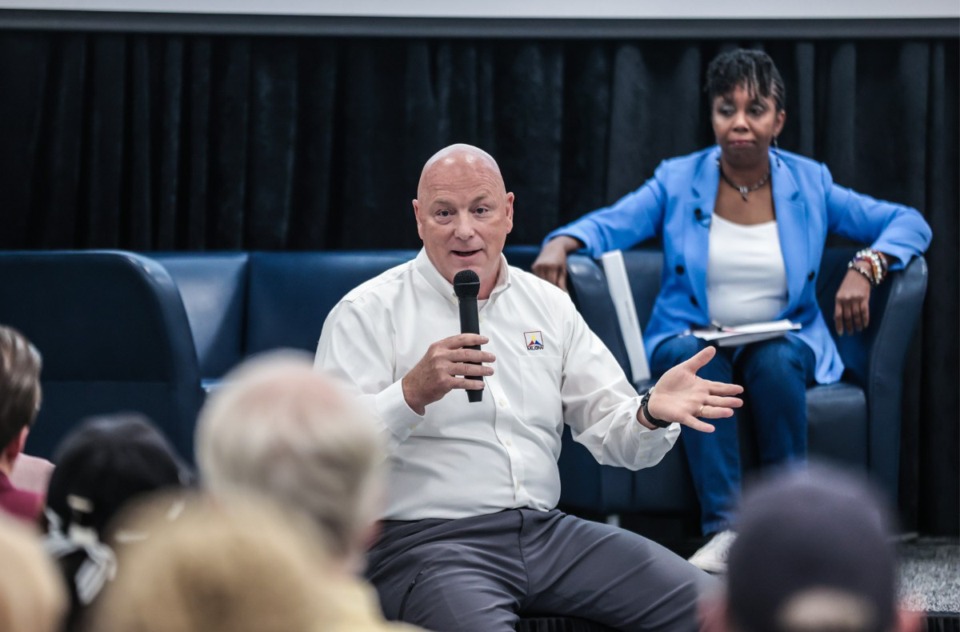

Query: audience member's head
[196,351,383,570]
[87,492,330,632]
[0,513,66,632]
[706,463,921,632]
[43,413,192,630]
[0,325,42,472]
[46,413,191,535]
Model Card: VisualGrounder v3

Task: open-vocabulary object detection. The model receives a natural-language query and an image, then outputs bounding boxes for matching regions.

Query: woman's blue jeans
[650,334,816,535]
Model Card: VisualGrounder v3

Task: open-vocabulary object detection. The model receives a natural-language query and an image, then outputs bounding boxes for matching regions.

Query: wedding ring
[697,404,705,417]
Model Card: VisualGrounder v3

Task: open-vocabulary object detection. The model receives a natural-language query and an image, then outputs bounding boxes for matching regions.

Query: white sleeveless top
[706,214,788,326]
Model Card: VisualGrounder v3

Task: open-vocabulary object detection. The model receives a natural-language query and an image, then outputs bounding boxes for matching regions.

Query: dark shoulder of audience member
[43,413,193,632]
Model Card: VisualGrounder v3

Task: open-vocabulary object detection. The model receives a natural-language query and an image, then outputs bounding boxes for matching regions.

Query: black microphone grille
[453,270,481,298]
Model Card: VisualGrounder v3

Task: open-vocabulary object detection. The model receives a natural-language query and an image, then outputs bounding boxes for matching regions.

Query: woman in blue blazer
[534,49,931,573]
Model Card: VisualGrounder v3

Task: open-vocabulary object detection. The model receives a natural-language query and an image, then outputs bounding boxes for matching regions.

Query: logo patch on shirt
[524,331,544,351]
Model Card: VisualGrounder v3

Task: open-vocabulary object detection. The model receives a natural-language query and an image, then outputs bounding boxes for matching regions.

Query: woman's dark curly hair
[705,49,786,112]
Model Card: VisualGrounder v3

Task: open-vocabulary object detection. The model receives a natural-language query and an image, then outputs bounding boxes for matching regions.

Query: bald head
[417,144,505,201]
[413,144,514,299]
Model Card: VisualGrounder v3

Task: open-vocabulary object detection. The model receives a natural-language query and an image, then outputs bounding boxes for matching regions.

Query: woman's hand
[532,236,583,291]
[834,267,873,335]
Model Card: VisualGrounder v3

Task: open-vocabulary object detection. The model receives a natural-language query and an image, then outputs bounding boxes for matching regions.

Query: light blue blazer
[545,146,932,384]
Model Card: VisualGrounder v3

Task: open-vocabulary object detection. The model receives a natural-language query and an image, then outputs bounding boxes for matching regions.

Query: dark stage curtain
[0,32,956,534]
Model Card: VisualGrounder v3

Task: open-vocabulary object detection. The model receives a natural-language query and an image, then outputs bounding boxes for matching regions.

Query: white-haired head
[196,351,383,569]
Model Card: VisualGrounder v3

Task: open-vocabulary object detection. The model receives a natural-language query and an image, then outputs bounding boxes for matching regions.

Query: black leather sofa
[0,246,926,518]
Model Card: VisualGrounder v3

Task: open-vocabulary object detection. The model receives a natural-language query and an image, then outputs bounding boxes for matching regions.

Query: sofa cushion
[149,252,249,384]
[805,382,868,466]
[245,251,418,356]
[503,244,541,271]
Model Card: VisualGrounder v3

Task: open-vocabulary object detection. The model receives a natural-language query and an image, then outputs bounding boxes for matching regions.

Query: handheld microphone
[453,269,483,403]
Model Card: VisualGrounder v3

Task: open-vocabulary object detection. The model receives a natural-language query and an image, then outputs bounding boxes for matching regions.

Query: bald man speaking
[315,144,742,631]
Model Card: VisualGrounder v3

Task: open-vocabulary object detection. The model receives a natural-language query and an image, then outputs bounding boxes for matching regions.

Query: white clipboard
[600,250,651,382]
[692,319,801,347]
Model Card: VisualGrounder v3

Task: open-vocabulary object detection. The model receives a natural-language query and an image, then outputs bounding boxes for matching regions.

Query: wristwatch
[640,387,672,429]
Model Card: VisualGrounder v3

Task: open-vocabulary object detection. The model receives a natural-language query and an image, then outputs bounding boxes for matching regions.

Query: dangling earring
[773,136,781,168]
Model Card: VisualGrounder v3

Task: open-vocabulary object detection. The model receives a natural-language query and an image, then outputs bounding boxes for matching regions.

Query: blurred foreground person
[43,414,191,631]
[701,463,923,632]
[0,325,45,524]
[0,512,66,632]
[196,351,421,631]
[87,493,332,632]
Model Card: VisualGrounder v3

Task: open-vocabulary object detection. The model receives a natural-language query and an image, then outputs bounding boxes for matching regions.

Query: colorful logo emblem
[524,331,544,351]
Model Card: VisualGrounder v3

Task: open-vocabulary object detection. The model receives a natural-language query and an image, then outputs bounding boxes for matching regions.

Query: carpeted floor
[899,537,960,614]
[515,536,960,632]
[614,514,958,624]
[514,532,959,632]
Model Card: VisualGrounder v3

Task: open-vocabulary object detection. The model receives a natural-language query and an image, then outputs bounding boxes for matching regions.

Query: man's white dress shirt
[315,249,679,520]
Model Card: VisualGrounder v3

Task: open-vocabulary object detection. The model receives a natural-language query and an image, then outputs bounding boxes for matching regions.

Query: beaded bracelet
[870,251,886,284]
[847,260,877,286]
[876,250,889,278]
[853,248,886,285]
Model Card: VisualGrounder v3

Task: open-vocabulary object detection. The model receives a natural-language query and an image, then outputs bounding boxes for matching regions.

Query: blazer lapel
[685,148,720,319]
[772,152,809,311]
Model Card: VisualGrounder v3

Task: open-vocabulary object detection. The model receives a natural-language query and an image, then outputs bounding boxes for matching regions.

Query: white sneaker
[688,529,737,574]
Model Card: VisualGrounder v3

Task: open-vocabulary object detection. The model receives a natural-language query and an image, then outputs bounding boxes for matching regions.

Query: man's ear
[896,607,924,632]
[412,199,425,240]
[3,427,27,462]
[505,192,515,234]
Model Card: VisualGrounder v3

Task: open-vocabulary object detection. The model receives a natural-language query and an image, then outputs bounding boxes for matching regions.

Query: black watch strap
[640,387,672,429]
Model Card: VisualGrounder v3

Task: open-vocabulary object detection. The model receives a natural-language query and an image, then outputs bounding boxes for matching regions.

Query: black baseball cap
[727,463,898,632]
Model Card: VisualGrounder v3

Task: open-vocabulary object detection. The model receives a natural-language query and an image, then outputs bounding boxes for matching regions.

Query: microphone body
[453,270,483,403]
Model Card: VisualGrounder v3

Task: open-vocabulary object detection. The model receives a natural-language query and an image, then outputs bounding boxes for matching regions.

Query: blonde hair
[89,493,330,632]
[0,514,66,632]
[195,351,383,560]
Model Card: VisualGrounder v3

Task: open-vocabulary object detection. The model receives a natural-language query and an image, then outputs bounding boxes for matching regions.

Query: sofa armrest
[865,256,928,500]
[149,252,250,382]
[0,251,204,460]
[566,254,633,380]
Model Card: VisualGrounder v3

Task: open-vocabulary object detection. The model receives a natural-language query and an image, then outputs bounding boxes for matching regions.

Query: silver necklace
[718,161,770,201]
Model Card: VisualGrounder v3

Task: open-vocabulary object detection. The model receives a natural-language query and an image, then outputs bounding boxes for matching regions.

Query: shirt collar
[413,248,512,304]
